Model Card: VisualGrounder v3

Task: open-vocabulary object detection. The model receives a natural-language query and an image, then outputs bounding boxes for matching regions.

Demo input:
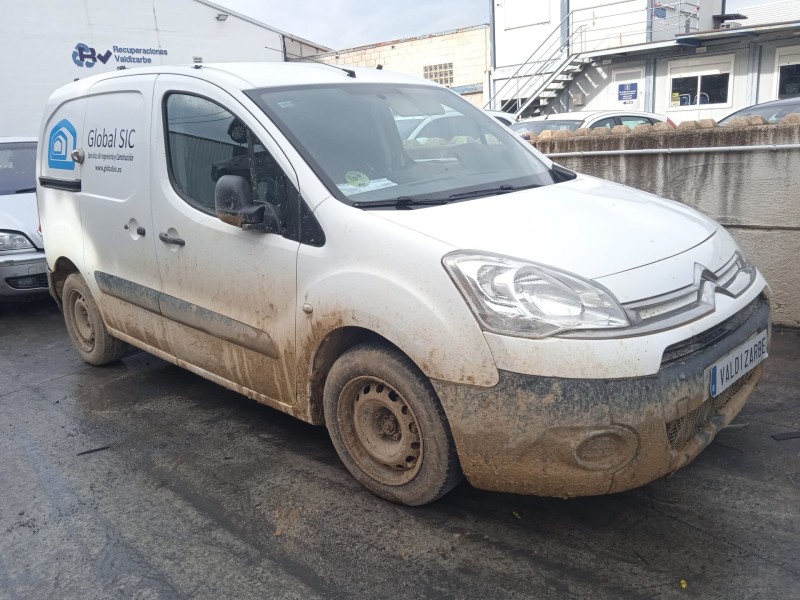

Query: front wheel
[324,343,462,506]
[62,273,128,365]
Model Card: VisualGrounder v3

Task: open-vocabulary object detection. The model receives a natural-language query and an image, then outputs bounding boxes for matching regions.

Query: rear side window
[0,142,36,195]
[619,116,651,128]
[591,117,617,129]
[163,93,298,232]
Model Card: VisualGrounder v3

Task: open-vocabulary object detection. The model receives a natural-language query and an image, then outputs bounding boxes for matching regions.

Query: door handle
[159,232,186,246]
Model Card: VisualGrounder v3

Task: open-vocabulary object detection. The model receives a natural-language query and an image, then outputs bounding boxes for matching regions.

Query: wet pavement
[1,299,799,599]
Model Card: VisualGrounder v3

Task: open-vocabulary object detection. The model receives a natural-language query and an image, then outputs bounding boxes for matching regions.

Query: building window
[667,55,733,109]
[423,63,454,87]
[778,64,800,99]
[670,72,729,106]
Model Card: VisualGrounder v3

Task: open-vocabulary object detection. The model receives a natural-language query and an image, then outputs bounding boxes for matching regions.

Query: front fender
[299,266,499,388]
[296,201,500,405]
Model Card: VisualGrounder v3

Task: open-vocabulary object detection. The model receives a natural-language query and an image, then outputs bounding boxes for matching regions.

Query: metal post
[644,56,656,113]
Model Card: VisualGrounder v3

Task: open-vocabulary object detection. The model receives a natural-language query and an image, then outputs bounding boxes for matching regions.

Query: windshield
[719,101,800,125]
[0,142,37,196]
[246,84,556,206]
[511,120,582,136]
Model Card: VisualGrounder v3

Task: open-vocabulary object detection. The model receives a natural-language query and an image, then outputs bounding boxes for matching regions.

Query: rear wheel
[324,343,462,505]
[62,273,127,365]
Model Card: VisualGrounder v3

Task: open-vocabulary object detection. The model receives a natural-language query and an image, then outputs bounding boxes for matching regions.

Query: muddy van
[37,63,770,505]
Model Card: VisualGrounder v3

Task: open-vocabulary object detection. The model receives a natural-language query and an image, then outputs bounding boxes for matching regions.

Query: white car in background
[512,110,675,138]
[0,137,48,301]
[482,109,516,127]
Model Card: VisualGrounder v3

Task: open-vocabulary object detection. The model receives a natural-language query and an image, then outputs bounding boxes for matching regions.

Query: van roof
[62,62,431,92]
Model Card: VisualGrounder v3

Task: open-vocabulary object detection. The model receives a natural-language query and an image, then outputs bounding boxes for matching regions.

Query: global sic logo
[72,42,113,68]
[48,119,78,170]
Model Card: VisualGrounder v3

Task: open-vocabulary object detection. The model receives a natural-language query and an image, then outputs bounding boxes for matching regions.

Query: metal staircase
[485,0,702,118]
[485,11,593,119]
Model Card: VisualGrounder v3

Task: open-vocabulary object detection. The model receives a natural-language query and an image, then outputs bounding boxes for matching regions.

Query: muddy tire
[62,273,127,366]
[324,343,462,506]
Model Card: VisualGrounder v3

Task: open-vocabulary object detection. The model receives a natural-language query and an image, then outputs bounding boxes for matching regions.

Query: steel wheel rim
[69,290,95,352]
[338,376,423,486]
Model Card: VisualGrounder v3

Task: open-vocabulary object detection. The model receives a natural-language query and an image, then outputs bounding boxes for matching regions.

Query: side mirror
[214,175,280,233]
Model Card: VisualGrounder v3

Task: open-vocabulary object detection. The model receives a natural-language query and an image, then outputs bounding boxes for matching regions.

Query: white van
[37,63,770,505]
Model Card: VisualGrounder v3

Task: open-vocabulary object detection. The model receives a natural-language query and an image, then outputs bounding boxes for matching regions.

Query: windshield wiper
[447,183,541,200]
[352,196,452,210]
[14,187,36,194]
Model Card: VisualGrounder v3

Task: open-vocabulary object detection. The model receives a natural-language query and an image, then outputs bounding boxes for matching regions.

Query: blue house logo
[48,119,78,170]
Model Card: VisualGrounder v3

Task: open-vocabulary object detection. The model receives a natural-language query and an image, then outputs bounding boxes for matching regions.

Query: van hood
[371,176,720,280]
[0,191,43,249]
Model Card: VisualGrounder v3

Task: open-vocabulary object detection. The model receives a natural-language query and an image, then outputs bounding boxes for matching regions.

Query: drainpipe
[490,0,496,70]
[645,56,656,113]
[746,42,762,104]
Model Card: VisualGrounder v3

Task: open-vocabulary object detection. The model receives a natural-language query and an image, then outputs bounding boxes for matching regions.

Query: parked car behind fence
[0,137,48,302]
[512,110,675,139]
[718,97,800,125]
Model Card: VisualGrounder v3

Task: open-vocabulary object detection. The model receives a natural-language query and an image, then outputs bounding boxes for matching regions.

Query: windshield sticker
[337,177,397,196]
[345,171,371,187]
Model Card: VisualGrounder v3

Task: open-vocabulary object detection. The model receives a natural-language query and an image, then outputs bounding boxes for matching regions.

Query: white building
[488,0,800,121]
[1,0,328,136]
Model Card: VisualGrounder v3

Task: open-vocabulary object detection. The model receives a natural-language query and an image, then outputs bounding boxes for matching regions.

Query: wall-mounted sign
[618,82,638,102]
[72,42,169,68]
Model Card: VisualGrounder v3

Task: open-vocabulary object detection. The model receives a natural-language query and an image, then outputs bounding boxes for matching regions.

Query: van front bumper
[431,294,770,497]
[0,251,49,301]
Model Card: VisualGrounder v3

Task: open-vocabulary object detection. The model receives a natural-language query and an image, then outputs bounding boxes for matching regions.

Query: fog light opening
[6,275,42,290]
[574,429,639,471]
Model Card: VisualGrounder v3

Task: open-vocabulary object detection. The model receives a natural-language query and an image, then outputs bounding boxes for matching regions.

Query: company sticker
[48,119,78,170]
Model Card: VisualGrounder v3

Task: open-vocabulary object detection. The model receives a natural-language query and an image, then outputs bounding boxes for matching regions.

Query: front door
[151,75,300,406]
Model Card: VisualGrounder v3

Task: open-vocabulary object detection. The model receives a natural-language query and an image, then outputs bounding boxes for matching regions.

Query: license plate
[709,330,768,397]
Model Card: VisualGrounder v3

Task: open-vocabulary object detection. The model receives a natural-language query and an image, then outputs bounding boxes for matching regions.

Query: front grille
[666,370,753,452]
[661,295,764,365]
[625,253,753,327]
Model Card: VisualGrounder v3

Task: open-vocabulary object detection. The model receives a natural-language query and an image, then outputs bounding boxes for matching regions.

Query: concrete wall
[314,26,490,107]
[531,120,800,326]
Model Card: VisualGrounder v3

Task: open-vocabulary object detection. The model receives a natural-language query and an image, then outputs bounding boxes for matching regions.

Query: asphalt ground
[1,299,798,599]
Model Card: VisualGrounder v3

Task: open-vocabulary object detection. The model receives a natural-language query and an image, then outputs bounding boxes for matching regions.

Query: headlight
[0,231,35,251]
[443,252,629,338]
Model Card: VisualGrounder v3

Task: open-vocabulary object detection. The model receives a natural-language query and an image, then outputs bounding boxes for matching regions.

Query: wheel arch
[307,326,413,426]
[49,256,81,308]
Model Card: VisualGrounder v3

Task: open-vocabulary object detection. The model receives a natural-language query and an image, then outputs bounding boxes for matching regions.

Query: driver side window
[164,93,297,232]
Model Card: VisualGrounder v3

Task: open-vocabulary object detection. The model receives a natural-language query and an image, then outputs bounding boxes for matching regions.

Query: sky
[213,0,489,50]
[728,0,789,7]
[212,0,790,51]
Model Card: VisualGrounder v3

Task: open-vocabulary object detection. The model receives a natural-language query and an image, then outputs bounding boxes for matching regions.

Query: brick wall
[314,26,489,106]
